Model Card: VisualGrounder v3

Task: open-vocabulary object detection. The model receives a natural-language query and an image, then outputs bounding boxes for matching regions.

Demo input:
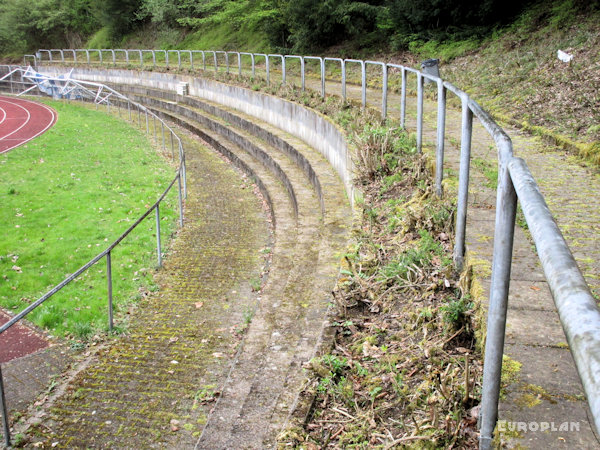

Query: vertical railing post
[0,365,10,447]
[170,132,175,160]
[341,60,346,102]
[155,205,162,267]
[251,53,255,77]
[435,80,447,197]
[178,173,184,227]
[301,57,305,91]
[400,68,407,129]
[238,52,242,76]
[145,110,149,134]
[382,64,388,119]
[282,56,286,85]
[479,144,517,450]
[106,251,113,332]
[453,95,473,269]
[361,61,366,108]
[180,142,187,198]
[320,58,325,98]
[161,122,165,151]
[266,55,270,85]
[417,73,424,153]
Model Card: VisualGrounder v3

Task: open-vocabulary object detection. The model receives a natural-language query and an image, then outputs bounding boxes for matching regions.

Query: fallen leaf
[194,302,204,309]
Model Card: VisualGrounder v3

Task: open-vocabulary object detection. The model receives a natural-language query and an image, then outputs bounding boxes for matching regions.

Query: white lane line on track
[0,106,6,125]
[0,98,56,153]
[0,99,30,141]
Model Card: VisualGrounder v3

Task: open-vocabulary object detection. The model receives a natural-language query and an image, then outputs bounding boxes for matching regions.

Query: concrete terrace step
[114,86,351,448]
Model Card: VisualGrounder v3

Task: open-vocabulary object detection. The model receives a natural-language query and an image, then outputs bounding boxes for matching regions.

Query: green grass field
[0,99,178,339]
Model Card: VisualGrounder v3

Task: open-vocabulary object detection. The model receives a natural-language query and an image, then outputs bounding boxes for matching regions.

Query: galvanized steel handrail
[0,71,188,447]
[28,48,600,448]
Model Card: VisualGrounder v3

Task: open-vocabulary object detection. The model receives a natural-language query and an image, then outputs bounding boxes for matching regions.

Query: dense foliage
[0,0,598,57]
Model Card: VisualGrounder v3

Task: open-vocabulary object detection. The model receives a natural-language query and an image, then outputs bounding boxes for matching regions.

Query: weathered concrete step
[125,92,302,220]
[120,91,352,447]
[112,84,341,215]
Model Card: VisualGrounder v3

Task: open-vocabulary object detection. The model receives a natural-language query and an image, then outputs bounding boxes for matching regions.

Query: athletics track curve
[0,96,56,154]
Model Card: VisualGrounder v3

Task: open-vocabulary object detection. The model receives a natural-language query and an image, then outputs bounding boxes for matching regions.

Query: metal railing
[0,69,188,447]
[27,48,600,448]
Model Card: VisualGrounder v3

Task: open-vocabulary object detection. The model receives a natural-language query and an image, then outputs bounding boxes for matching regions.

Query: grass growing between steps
[234,89,481,447]
[0,99,178,340]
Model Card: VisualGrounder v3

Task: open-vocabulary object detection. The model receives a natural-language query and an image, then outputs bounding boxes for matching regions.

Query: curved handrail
[0,71,189,446]
[29,48,600,449]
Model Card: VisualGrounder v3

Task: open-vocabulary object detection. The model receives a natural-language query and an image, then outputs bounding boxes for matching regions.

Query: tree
[93,0,142,43]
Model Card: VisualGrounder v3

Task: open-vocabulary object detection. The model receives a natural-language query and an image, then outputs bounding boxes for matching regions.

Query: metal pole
[161,122,165,151]
[266,55,270,86]
[0,365,10,447]
[282,56,286,85]
[400,68,406,129]
[479,151,517,450]
[178,174,184,227]
[453,95,473,269]
[106,251,113,332]
[435,81,447,197]
[145,110,149,134]
[155,205,162,267]
[128,101,131,121]
[320,58,325,98]
[182,152,187,198]
[301,58,305,91]
[382,64,388,119]
[153,115,157,142]
[342,61,346,102]
[170,132,174,160]
[416,73,424,153]
[361,62,366,108]
[238,53,242,76]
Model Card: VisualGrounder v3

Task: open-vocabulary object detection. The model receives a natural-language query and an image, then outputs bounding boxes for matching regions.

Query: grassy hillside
[437,2,600,161]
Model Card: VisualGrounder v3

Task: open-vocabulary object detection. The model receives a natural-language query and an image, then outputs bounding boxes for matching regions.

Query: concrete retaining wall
[39,66,354,204]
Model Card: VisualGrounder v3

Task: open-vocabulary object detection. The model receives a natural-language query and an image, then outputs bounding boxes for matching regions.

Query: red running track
[0,96,57,154]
